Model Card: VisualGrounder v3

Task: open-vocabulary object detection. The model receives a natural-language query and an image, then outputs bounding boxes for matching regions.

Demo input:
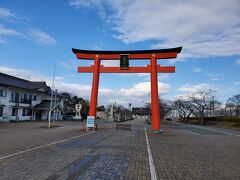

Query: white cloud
[192,68,202,73]
[0,24,22,44]
[0,25,22,36]
[101,60,119,67]
[0,66,171,106]
[0,7,57,46]
[0,25,57,45]
[70,0,240,58]
[99,81,170,105]
[177,83,216,92]
[210,78,218,81]
[120,81,170,96]
[91,41,104,50]
[236,59,240,65]
[174,93,192,101]
[158,74,170,80]
[0,65,92,97]
[174,83,218,100]
[69,0,107,18]
[29,28,57,45]
[0,7,15,19]
[69,0,102,9]
[0,66,58,82]
[207,73,220,81]
[60,61,80,70]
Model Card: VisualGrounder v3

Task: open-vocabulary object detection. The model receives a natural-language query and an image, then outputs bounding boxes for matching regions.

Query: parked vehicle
[166,117,173,121]
[63,115,74,120]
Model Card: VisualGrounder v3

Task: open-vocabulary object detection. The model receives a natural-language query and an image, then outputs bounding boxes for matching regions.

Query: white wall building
[0,72,64,122]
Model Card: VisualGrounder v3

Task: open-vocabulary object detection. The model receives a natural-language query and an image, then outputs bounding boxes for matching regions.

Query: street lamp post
[48,64,56,128]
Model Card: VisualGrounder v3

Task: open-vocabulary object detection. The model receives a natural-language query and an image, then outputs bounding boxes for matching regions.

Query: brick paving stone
[148,126,240,180]
[0,120,239,179]
[125,125,151,180]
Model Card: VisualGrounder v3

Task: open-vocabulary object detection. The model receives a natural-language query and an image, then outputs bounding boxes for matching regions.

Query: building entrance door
[35,111,42,120]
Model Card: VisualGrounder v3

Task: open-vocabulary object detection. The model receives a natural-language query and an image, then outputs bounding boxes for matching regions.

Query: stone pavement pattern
[0,121,150,180]
[0,120,239,179]
[149,124,240,179]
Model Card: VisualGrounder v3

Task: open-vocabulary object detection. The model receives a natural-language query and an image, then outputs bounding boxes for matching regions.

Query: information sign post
[86,116,95,131]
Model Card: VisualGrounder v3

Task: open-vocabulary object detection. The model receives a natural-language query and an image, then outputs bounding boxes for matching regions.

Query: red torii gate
[72,47,182,132]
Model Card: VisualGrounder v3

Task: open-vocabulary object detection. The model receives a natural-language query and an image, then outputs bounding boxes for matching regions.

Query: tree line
[164,90,240,124]
[61,91,240,125]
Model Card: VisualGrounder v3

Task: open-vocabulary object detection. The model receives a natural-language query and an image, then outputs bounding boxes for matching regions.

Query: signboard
[86,116,95,128]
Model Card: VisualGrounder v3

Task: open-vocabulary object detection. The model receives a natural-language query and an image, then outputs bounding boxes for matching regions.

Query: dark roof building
[132,107,151,115]
[0,72,51,93]
[0,72,64,122]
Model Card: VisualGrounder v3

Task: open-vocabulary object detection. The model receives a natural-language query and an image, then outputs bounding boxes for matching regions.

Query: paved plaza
[0,119,239,180]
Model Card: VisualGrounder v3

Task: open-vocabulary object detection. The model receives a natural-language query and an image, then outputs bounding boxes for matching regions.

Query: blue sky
[0,0,239,106]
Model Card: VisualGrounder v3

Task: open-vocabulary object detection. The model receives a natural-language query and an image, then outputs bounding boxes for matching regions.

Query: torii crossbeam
[72,47,182,132]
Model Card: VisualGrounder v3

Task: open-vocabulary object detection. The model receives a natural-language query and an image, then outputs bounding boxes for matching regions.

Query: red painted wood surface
[75,52,178,60]
[78,65,175,73]
[88,57,100,124]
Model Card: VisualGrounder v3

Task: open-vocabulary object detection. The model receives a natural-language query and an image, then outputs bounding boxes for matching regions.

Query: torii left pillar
[89,55,100,118]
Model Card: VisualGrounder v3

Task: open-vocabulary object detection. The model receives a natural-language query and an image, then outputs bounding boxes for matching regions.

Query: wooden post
[89,55,100,124]
[150,54,161,131]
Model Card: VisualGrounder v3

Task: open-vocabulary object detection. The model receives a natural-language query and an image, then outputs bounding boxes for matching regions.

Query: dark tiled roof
[33,100,51,109]
[29,82,49,91]
[33,100,62,110]
[0,72,51,93]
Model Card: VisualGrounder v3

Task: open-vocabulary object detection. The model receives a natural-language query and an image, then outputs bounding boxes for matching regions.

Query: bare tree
[208,97,221,117]
[173,100,194,122]
[159,99,172,120]
[225,103,235,116]
[190,89,217,124]
[113,104,133,121]
[227,94,240,117]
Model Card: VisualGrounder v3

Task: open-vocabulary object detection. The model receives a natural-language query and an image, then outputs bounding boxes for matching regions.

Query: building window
[20,93,27,103]
[12,108,18,116]
[33,95,37,101]
[0,86,7,97]
[11,92,19,102]
[0,107,3,117]
[20,93,31,104]
[29,95,32,102]
[22,108,32,116]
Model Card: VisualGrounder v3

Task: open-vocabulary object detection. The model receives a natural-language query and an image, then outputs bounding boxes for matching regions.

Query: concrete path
[0,119,239,179]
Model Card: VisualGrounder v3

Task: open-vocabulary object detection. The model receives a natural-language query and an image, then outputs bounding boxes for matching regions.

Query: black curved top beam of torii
[72,47,182,55]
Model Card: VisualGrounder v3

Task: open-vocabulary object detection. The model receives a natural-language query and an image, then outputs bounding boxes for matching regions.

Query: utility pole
[53,89,57,125]
[48,64,56,128]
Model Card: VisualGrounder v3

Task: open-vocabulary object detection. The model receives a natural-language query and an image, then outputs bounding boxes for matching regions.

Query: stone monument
[74,103,82,120]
